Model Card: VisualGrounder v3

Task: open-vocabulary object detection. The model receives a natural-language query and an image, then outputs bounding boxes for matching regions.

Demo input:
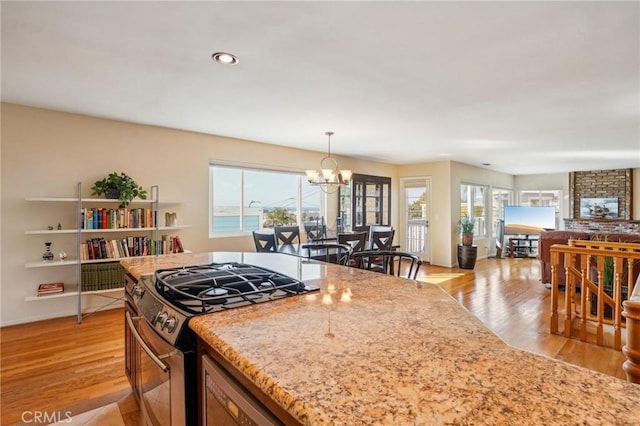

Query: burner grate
[154,262,310,315]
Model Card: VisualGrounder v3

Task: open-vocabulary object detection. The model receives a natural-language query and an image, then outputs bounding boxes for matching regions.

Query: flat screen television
[503,206,556,235]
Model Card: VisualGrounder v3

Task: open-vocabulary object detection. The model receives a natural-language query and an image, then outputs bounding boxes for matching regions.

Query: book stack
[80,235,185,260]
[80,207,157,230]
[81,263,126,291]
[37,282,64,296]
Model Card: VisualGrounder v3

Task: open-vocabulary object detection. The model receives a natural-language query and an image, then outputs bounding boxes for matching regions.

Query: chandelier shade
[305,132,352,192]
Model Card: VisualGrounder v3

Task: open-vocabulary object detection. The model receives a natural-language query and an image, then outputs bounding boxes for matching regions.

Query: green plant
[91,172,147,207]
[458,215,475,246]
[264,207,296,227]
[459,215,474,235]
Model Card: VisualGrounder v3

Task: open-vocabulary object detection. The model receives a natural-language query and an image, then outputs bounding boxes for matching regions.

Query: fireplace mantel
[564,218,640,233]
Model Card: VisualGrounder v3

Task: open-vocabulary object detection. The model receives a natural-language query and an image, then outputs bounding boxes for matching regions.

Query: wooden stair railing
[550,240,640,354]
[623,282,640,384]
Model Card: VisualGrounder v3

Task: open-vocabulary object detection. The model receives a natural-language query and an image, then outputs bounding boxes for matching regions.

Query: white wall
[399,161,454,267]
[0,103,397,325]
[3,103,635,324]
[398,161,515,267]
[635,168,640,220]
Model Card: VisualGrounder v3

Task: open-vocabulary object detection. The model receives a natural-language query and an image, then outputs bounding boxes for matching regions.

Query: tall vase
[462,233,474,246]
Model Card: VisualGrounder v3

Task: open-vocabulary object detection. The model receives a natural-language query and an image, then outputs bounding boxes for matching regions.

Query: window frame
[209,163,324,238]
[518,189,563,230]
[460,182,489,239]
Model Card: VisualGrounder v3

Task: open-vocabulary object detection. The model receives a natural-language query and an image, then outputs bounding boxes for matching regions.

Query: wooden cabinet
[338,174,391,232]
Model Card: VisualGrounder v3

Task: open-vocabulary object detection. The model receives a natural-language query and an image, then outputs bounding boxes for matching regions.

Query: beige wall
[399,161,454,267]
[2,102,637,324]
[635,168,640,220]
[0,103,397,325]
[398,161,516,267]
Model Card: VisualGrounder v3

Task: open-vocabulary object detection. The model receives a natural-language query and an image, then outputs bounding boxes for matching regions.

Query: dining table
[276,242,343,260]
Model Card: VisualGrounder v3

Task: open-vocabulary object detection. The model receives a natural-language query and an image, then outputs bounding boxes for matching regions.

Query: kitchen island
[122,252,640,425]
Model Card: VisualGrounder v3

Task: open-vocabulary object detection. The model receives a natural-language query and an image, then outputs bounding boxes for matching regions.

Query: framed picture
[579,197,618,219]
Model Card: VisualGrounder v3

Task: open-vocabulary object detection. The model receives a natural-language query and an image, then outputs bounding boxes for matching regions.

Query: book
[37,282,64,296]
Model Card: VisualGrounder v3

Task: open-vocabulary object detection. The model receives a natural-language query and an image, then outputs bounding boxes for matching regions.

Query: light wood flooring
[0,257,629,425]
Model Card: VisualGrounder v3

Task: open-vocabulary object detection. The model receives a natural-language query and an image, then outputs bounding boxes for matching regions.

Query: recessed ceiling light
[212,52,239,65]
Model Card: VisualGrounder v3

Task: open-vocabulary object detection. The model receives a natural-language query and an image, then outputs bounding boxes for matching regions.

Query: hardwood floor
[0,257,629,425]
[0,309,138,425]
[427,256,628,379]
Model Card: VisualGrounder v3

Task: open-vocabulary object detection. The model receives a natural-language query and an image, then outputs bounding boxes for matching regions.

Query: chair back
[371,229,395,250]
[338,231,368,253]
[274,226,301,245]
[252,231,277,252]
[302,243,352,266]
[304,224,327,242]
[353,225,371,234]
[351,250,423,279]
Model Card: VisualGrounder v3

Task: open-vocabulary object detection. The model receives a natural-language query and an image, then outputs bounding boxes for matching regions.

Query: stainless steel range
[124,261,318,426]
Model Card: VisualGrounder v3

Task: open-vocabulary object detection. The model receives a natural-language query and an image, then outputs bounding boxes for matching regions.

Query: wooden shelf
[25,285,124,302]
[26,225,190,235]
[25,229,77,235]
[25,259,79,268]
[25,196,183,206]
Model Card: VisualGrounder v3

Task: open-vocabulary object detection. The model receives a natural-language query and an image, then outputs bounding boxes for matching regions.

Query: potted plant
[459,215,475,246]
[91,172,147,207]
[589,255,629,318]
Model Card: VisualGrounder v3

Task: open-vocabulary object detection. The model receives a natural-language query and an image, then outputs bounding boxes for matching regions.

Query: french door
[401,177,431,262]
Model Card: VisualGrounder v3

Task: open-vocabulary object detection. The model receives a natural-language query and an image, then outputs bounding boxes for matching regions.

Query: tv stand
[508,235,538,258]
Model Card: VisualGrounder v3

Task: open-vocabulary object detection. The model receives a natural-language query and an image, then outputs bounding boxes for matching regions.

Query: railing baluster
[564,251,572,337]
[550,241,640,365]
[614,257,623,349]
[550,250,559,334]
[623,282,640,384]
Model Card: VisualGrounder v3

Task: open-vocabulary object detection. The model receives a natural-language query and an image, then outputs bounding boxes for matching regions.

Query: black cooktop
[154,262,316,315]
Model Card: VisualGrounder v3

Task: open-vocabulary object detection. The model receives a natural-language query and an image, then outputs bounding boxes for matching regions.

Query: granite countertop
[122,252,640,425]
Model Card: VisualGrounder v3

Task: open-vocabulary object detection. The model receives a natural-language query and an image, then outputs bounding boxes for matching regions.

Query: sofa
[538,230,640,285]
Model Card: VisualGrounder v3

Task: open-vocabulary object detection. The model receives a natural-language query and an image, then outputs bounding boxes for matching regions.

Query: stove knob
[155,312,168,326]
[164,316,178,333]
[133,286,145,298]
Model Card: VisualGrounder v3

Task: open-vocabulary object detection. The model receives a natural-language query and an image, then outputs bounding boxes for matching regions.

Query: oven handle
[125,311,169,373]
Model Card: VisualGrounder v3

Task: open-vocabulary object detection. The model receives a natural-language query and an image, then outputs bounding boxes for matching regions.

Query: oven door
[124,301,140,398]
[125,311,186,426]
[202,354,283,425]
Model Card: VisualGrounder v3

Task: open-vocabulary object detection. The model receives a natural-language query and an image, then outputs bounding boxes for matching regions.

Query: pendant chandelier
[305,131,352,193]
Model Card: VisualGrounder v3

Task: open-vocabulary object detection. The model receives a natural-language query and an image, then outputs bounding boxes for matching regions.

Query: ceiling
[2,1,639,175]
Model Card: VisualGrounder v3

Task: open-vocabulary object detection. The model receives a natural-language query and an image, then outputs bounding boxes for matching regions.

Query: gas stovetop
[135,262,317,347]
[155,262,316,315]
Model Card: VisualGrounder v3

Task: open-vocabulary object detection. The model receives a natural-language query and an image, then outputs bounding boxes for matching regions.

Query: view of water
[213,215,260,232]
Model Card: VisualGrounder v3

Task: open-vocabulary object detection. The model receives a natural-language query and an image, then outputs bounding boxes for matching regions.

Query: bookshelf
[24,183,189,323]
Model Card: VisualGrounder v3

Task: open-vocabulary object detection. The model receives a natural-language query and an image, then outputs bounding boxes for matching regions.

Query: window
[491,188,513,237]
[460,183,487,238]
[519,190,562,230]
[210,164,322,236]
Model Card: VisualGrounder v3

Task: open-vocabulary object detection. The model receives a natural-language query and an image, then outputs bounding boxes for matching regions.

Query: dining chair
[338,231,368,267]
[370,229,395,251]
[302,242,352,266]
[304,224,327,242]
[351,250,423,279]
[353,225,371,234]
[274,226,301,245]
[252,231,277,252]
[338,231,368,253]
